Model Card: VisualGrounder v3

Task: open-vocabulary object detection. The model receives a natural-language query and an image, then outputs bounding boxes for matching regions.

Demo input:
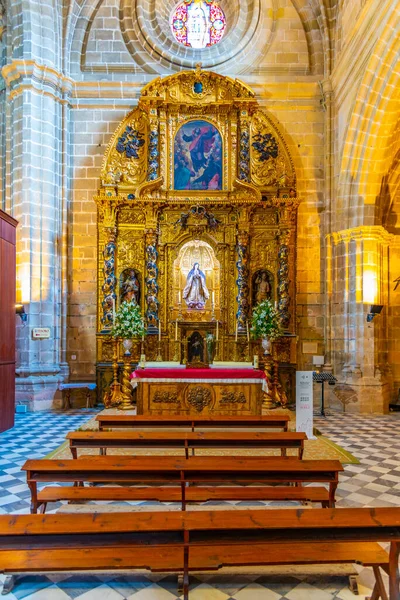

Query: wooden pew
[66,430,306,459]
[22,455,343,512]
[96,414,290,432]
[37,484,331,512]
[0,508,396,599]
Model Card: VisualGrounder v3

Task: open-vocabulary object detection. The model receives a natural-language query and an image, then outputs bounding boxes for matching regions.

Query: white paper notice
[296,371,315,439]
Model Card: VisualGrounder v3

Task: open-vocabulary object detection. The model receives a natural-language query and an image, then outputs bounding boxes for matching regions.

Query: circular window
[170,1,227,49]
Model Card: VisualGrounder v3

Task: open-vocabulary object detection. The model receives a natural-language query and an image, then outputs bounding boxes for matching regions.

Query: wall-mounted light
[15,304,27,322]
[366,304,383,322]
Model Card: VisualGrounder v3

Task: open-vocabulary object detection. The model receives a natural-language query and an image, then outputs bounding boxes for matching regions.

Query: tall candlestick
[246,321,249,342]
[212,291,215,304]
[158,320,162,342]
[178,291,181,303]
[175,319,178,342]
[216,320,219,341]
[274,300,278,310]
[142,318,145,341]
[235,321,238,342]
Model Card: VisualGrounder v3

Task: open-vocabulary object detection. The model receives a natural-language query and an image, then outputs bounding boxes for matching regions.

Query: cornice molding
[329,225,400,246]
[1,60,73,99]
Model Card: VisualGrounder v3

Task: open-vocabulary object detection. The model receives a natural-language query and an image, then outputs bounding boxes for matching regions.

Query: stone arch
[335,5,400,231]
[291,0,330,75]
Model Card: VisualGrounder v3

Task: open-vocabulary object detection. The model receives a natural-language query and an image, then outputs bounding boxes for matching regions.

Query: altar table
[131,367,266,416]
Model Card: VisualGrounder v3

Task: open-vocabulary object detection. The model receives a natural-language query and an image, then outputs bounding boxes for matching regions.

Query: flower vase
[261,336,271,356]
[122,338,133,357]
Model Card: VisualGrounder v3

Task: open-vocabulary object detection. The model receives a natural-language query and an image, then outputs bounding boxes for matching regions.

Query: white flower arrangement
[250,299,283,341]
[111,301,146,339]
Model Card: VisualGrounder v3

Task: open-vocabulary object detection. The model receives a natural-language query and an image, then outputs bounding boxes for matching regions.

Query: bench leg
[329,483,338,508]
[39,502,47,515]
[27,480,38,514]
[62,390,72,410]
[370,566,389,600]
[2,575,17,595]
[389,542,400,600]
[183,534,189,600]
[177,574,184,594]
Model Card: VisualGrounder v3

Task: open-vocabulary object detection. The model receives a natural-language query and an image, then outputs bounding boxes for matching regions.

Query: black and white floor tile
[0,409,399,599]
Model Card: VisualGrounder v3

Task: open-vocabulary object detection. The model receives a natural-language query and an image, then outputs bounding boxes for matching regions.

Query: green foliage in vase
[111,301,146,339]
[250,299,283,340]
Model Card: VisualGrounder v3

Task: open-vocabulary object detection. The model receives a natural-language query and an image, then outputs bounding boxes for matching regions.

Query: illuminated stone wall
[1,0,399,411]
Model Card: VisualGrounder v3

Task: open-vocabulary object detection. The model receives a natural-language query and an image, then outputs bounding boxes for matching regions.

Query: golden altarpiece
[95,68,299,405]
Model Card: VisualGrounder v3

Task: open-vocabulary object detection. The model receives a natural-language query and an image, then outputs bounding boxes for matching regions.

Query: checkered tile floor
[0,409,399,599]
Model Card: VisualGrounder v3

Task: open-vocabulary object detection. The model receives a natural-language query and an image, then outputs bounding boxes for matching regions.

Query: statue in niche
[183,262,210,309]
[188,331,204,364]
[253,270,272,306]
[120,269,140,304]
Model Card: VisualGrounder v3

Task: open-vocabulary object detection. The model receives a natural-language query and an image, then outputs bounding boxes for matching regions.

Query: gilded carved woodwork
[220,390,246,405]
[95,70,299,383]
[153,391,180,404]
[250,111,295,190]
[186,386,212,412]
[101,108,148,188]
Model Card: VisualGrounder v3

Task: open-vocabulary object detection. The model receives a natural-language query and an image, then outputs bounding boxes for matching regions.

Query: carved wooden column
[277,232,290,329]
[145,229,160,331]
[238,109,251,182]
[147,112,159,181]
[236,230,250,331]
[101,229,117,330]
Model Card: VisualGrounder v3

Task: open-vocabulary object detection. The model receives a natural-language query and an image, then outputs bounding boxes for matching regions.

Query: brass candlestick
[173,340,180,362]
[245,339,251,363]
[183,337,188,365]
[120,354,134,410]
[103,338,124,408]
[262,356,275,410]
[156,339,163,362]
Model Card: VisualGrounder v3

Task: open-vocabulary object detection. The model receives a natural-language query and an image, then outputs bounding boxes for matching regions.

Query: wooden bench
[0,508,396,600]
[37,484,331,512]
[96,414,290,432]
[22,455,343,512]
[59,383,96,410]
[66,430,306,459]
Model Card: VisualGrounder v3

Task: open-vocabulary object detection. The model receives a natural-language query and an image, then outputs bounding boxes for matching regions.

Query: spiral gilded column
[101,228,117,329]
[145,230,159,329]
[235,230,250,330]
[277,236,290,329]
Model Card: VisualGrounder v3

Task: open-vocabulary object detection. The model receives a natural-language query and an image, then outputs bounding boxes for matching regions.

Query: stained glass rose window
[171,0,226,49]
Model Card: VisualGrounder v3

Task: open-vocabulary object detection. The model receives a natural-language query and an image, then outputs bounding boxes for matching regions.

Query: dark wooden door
[0,210,18,433]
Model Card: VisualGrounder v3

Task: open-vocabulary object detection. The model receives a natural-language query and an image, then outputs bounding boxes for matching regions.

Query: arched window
[170,1,226,49]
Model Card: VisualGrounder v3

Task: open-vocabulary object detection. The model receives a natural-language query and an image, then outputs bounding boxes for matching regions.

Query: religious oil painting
[174,120,223,191]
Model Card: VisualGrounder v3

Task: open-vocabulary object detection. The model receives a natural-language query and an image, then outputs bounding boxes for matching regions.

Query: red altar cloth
[131,368,266,380]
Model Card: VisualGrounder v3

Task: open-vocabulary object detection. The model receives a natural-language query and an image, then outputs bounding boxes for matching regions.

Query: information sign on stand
[296,371,315,439]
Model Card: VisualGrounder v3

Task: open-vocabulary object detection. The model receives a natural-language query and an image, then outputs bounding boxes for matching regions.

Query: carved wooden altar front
[94,68,299,404]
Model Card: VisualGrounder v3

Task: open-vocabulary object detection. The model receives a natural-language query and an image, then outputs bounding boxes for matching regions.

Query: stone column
[3,64,72,410]
[145,229,160,330]
[330,226,393,413]
[235,230,250,330]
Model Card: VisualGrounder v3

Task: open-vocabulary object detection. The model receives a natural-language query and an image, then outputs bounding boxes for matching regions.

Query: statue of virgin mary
[183,263,210,309]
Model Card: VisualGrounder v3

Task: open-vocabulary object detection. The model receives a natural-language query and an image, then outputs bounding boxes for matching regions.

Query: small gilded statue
[254,271,271,305]
[183,262,210,309]
[120,269,140,304]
